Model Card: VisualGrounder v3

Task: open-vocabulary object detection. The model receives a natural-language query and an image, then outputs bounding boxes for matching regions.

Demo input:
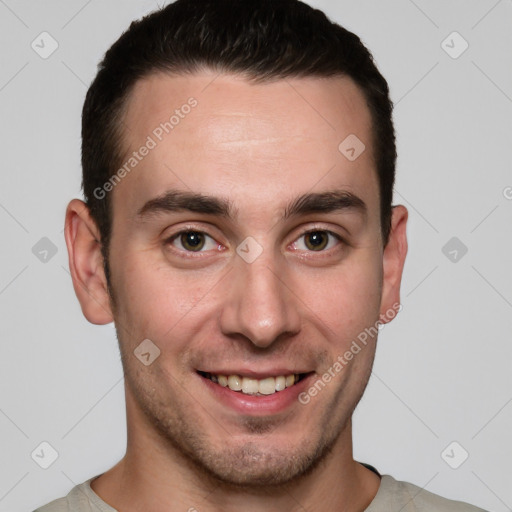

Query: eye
[169,230,219,252]
[292,230,341,252]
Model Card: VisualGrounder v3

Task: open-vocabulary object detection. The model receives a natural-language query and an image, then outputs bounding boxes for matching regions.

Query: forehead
[113,71,378,220]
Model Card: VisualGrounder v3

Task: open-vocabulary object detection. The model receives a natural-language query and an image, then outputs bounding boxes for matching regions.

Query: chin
[178,429,339,491]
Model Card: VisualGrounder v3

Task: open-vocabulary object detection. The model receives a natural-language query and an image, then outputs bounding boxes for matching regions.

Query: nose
[219,253,301,348]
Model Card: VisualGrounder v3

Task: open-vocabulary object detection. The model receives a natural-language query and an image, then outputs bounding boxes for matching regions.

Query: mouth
[197,370,311,397]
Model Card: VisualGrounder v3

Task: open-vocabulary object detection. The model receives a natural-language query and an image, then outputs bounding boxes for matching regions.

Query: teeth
[275,376,286,391]
[206,372,301,395]
[285,375,295,387]
[227,375,242,391]
[258,377,276,395]
[242,378,259,394]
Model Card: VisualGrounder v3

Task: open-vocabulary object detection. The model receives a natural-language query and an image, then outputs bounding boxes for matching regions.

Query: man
[34,0,486,510]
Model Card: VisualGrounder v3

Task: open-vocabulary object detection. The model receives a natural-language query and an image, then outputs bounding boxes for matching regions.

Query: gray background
[1,0,511,510]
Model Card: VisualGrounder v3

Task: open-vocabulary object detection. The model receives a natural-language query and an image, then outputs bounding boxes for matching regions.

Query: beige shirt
[34,473,488,512]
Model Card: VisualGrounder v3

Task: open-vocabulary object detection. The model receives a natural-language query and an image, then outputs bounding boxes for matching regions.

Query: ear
[379,205,408,324]
[64,199,114,324]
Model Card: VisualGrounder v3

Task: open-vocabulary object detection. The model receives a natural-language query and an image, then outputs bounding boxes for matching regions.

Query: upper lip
[197,369,312,378]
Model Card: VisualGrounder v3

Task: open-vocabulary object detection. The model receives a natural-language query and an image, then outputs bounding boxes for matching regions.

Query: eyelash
[290,229,342,253]
[164,226,345,257]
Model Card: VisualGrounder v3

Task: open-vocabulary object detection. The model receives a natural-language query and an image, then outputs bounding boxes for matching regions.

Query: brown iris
[304,231,329,251]
[180,231,205,251]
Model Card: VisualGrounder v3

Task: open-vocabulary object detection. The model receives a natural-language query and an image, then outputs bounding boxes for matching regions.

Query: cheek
[299,250,383,336]
[112,250,221,342]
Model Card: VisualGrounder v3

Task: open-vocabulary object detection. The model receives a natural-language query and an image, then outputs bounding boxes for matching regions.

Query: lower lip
[198,373,315,415]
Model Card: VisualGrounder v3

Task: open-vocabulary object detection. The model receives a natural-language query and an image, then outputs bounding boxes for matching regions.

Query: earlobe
[379,205,408,324]
[64,199,114,325]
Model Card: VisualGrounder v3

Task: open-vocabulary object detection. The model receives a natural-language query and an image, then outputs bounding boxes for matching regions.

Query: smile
[197,371,309,396]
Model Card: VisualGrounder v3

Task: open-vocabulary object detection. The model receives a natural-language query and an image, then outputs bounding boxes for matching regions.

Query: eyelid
[290,228,343,252]
[162,223,347,257]
[164,223,221,241]
[164,224,225,255]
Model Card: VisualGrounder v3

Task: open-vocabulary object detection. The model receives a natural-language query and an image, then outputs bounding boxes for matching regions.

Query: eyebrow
[283,190,367,219]
[137,190,235,219]
[136,189,367,221]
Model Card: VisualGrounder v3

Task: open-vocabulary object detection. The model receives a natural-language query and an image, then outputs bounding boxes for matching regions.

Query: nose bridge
[220,249,300,347]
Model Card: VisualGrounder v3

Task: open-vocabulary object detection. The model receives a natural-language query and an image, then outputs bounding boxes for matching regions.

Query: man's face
[99,72,401,487]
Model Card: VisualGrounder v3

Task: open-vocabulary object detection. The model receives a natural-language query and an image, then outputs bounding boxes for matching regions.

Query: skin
[65,71,408,512]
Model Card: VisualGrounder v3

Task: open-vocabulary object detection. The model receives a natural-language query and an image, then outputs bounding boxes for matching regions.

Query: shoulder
[366,474,488,512]
[33,495,70,512]
[33,477,114,512]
